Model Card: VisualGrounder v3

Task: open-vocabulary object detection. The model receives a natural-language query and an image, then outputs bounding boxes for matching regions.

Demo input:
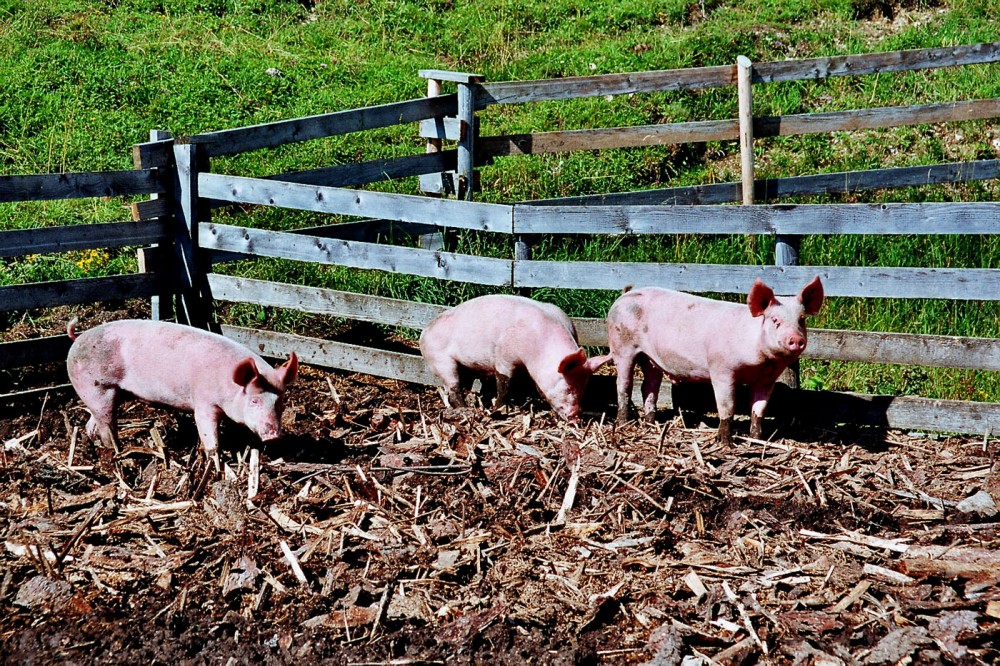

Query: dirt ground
[2,307,1000,665]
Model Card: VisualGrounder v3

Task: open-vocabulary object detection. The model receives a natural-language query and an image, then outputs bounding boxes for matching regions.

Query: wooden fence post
[419,76,447,252]
[736,56,755,205]
[456,75,483,201]
[172,141,216,331]
[135,129,174,322]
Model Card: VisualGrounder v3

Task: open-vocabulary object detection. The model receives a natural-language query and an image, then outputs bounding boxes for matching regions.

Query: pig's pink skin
[66,319,298,454]
[606,277,824,442]
[420,295,610,421]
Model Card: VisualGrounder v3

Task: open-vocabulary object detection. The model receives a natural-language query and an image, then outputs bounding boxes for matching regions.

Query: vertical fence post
[456,76,481,201]
[134,129,174,322]
[172,140,215,331]
[736,56,755,206]
[419,76,447,252]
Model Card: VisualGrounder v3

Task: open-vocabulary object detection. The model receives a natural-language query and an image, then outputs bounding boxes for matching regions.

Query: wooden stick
[736,56,755,205]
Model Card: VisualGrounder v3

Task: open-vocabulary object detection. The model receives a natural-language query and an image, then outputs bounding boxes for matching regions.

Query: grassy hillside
[2,0,999,400]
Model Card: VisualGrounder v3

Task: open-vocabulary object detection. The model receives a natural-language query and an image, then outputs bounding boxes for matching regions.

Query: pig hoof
[643,412,656,424]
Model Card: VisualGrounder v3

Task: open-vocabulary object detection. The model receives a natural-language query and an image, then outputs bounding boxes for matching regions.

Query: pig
[66,318,298,461]
[606,276,824,443]
[419,295,610,421]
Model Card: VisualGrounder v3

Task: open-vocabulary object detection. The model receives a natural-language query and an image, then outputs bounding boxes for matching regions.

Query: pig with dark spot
[67,319,298,460]
[420,295,610,421]
[606,277,824,443]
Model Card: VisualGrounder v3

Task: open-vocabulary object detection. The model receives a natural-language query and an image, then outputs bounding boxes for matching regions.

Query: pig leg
[710,374,737,445]
[612,351,637,423]
[638,357,663,423]
[194,407,223,470]
[749,383,775,440]
[494,374,511,409]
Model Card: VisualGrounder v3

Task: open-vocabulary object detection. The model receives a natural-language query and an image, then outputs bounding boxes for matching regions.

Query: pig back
[68,320,272,411]
[610,287,748,381]
[422,295,578,372]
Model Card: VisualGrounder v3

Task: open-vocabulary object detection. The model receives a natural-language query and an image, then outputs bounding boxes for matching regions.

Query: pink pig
[606,277,824,443]
[420,295,610,421]
[67,319,298,459]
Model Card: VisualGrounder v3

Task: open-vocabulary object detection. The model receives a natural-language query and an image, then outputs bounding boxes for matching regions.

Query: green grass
[2,0,1000,400]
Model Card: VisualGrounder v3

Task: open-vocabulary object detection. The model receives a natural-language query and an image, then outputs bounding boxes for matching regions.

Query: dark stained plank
[0,170,165,203]
[0,220,172,257]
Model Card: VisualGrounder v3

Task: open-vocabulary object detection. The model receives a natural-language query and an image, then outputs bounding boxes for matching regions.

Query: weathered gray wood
[189,95,458,157]
[172,142,214,328]
[513,202,1000,235]
[204,219,439,264]
[476,65,736,105]
[132,137,174,170]
[420,117,463,141]
[0,220,171,257]
[220,326,440,386]
[753,41,1000,84]
[477,99,1000,160]
[200,223,513,286]
[199,173,513,233]
[131,197,172,221]
[208,275,447,329]
[476,42,1000,105]
[0,170,165,203]
[805,329,1000,371]
[477,119,738,158]
[260,150,458,190]
[0,274,160,312]
[0,335,73,370]
[526,159,1000,206]
[419,70,486,84]
[456,80,479,200]
[753,98,1000,137]
[512,261,1000,300]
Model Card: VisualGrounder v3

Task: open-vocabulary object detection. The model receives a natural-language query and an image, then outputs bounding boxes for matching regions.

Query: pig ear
[747,279,775,318]
[799,276,825,316]
[584,353,613,373]
[274,352,299,389]
[233,358,259,387]
[558,348,588,374]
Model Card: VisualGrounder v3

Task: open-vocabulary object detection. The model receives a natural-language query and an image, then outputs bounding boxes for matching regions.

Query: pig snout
[785,332,806,352]
[256,422,282,442]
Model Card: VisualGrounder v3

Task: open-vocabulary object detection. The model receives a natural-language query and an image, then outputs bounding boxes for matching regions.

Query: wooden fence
[3,42,1000,435]
[0,148,175,374]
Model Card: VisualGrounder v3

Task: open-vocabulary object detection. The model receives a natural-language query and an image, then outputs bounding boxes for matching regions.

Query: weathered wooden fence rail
[0,154,174,372]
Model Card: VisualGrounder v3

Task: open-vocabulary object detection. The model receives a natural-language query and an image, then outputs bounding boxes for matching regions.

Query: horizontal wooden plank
[477,65,736,105]
[199,173,513,233]
[526,159,1000,207]
[512,262,1000,300]
[479,119,737,158]
[131,198,171,221]
[476,42,1000,105]
[208,275,447,329]
[264,150,458,189]
[513,202,1000,235]
[201,223,513,286]
[572,318,1000,371]
[0,170,165,203]
[754,41,1000,84]
[418,69,485,84]
[420,117,463,141]
[0,274,161,312]
[754,98,1000,137]
[132,138,174,170]
[189,95,458,158]
[0,335,72,370]
[479,99,1000,160]
[0,220,172,257]
[804,329,1000,371]
[220,326,440,386]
